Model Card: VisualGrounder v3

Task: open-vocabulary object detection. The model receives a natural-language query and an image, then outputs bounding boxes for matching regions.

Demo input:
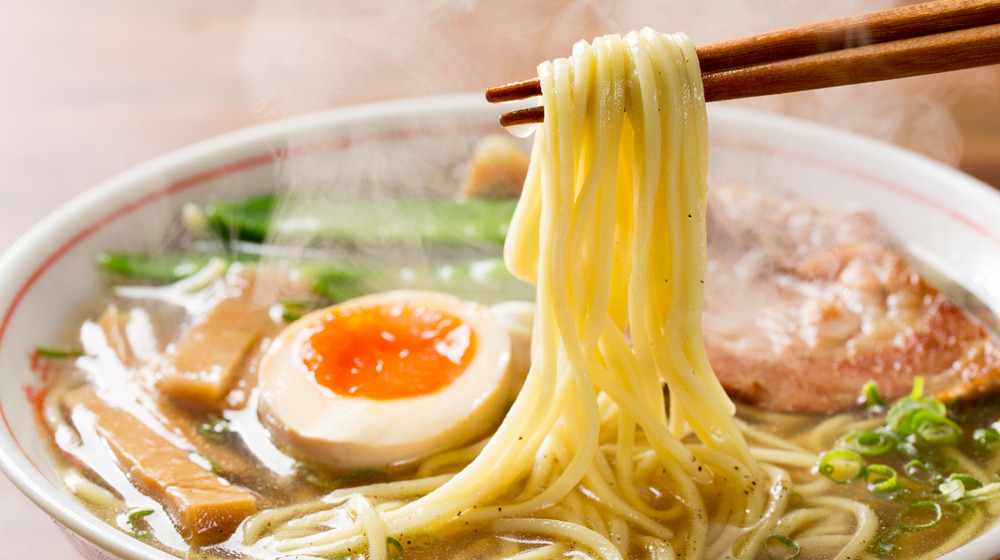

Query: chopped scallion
[903,459,940,484]
[278,300,317,322]
[817,449,865,484]
[788,492,805,508]
[948,473,983,491]
[898,501,942,531]
[964,481,1000,500]
[125,508,154,539]
[915,418,962,446]
[128,508,154,522]
[410,532,437,550]
[35,347,86,359]
[939,477,966,502]
[386,536,404,559]
[197,414,232,442]
[862,380,887,409]
[871,527,905,559]
[763,534,800,559]
[331,469,391,489]
[865,464,900,494]
[844,430,894,455]
[948,502,976,522]
[974,427,1000,450]
[190,452,221,475]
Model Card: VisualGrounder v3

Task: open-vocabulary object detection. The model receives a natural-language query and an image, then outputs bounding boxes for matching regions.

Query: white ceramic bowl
[1,94,999,559]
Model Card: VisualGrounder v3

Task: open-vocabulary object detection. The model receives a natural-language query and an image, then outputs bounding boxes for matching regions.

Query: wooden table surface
[1,1,998,558]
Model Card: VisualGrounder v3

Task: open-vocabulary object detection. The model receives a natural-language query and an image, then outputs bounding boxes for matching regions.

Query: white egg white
[257,290,514,469]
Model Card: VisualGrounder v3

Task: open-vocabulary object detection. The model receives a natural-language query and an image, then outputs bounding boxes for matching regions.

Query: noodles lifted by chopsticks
[245,29,771,560]
[503,27,765,554]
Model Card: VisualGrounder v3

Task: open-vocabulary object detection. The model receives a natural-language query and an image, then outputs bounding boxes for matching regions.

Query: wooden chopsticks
[486,0,1000,127]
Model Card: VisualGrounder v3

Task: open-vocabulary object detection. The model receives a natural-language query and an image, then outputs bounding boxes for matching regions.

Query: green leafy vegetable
[817,449,865,484]
[973,427,1000,450]
[203,194,519,246]
[763,534,800,559]
[190,452,221,474]
[947,502,976,522]
[35,347,87,359]
[386,536,404,559]
[871,526,905,558]
[125,508,155,539]
[898,501,942,531]
[844,430,894,456]
[197,414,232,442]
[277,300,319,322]
[299,463,391,490]
[864,464,900,495]
[408,532,437,550]
[863,380,887,409]
[96,252,224,283]
[96,250,529,304]
[903,459,941,484]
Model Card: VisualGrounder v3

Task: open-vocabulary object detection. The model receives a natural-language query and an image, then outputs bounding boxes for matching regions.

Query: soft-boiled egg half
[257,290,517,469]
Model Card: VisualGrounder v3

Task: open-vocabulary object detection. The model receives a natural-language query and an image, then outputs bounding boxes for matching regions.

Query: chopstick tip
[499,106,545,128]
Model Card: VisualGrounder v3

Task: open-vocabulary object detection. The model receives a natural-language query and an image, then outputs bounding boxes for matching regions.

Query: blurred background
[1,0,998,557]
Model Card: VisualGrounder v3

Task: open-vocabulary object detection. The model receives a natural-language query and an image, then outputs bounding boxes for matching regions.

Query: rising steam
[240,0,997,165]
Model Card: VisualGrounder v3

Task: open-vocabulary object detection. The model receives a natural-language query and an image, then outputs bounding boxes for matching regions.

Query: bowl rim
[1,92,999,559]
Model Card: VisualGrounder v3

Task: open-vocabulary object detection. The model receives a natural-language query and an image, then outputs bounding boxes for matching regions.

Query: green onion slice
[35,347,87,359]
[865,464,900,494]
[763,534,800,560]
[788,492,805,509]
[278,300,319,322]
[844,430,895,455]
[190,451,221,475]
[872,526,905,559]
[939,477,966,501]
[974,427,1000,450]
[948,473,983,491]
[903,459,941,484]
[915,417,962,447]
[410,532,437,550]
[387,536,404,559]
[330,468,391,489]
[197,414,232,442]
[818,449,865,484]
[128,508,154,522]
[125,508,155,539]
[891,405,950,439]
[863,380,887,408]
[899,501,943,531]
[965,481,1000,500]
[947,502,976,522]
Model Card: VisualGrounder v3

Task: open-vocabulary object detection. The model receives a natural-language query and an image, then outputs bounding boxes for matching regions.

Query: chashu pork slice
[703,184,1000,414]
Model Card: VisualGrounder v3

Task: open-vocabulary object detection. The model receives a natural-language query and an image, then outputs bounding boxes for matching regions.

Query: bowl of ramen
[2,42,1000,560]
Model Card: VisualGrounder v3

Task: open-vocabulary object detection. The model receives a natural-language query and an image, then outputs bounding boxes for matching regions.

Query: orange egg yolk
[300,302,476,399]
